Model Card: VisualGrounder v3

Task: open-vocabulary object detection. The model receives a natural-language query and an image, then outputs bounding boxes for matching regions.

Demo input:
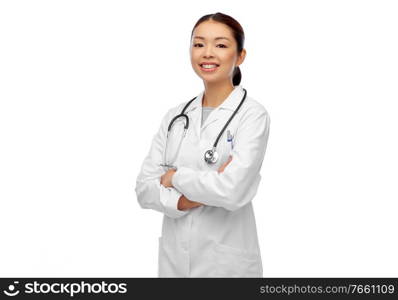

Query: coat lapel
[184,91,202,140]
[184,85,245,140]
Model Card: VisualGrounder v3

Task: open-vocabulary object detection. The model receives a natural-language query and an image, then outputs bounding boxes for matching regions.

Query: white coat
[135,85,270,277]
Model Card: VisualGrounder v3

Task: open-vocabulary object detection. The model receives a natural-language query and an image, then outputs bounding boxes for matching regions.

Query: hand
[217,155,233,173]
[160,168,176,188]
[177,195,203,211]
[166,156,233,211]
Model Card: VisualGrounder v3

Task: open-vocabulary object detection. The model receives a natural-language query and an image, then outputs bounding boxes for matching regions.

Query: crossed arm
[136,106,269,217]
[135,106,236,218]
[160,155,233,211]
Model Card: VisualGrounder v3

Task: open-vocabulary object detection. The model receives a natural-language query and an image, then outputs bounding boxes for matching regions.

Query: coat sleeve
[135,107,189,219]
[171,107,270,212]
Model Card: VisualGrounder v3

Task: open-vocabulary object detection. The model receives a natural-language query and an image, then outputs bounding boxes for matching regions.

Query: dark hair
[190,12,245,86]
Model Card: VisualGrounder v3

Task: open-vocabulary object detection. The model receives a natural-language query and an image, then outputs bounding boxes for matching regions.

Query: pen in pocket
[227,130,234,150]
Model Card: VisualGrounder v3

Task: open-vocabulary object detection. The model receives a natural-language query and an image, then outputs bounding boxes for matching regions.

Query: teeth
[201,64,218,69]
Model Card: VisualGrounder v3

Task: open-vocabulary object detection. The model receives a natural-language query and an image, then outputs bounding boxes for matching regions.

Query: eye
[193,43,227,48]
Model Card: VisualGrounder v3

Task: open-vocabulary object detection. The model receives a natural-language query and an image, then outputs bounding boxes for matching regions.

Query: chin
[201,76,222,84]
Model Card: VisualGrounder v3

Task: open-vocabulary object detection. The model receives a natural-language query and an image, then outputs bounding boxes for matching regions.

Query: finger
[218,165,227,173]
[223,156,232,167]
[217,155,232,173]
[223,156,233,169]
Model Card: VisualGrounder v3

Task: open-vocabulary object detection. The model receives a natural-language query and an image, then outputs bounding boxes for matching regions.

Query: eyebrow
[193,36,231,41]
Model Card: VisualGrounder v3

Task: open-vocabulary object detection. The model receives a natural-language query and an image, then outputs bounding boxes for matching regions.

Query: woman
[135,12,270,277]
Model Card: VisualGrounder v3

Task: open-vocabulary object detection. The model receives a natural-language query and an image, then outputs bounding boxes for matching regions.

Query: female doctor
[135,12,270,277]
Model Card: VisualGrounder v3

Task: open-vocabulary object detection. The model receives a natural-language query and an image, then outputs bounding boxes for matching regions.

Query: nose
[203,45,215,58]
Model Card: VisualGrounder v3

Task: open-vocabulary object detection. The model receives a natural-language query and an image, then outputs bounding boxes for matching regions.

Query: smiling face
[190,20,246,85]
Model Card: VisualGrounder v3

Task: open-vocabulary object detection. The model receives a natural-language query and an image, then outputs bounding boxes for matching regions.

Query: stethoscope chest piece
[204,148,219,164]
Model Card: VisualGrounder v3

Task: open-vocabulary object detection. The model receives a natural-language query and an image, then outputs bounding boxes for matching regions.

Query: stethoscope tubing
[164,88,247,166]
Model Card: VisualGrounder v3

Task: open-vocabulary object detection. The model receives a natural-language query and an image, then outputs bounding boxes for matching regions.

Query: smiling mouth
[199,63,220,72]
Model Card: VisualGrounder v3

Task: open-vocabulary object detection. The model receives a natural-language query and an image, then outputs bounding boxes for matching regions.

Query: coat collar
[183,85,246,138]
[184,85,245,113]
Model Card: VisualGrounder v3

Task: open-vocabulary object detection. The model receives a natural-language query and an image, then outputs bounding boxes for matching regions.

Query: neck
[202,81,236,107]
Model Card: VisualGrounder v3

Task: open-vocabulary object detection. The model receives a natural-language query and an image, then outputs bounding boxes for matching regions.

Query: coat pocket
[158,236,189,277]
[212,242,263,277]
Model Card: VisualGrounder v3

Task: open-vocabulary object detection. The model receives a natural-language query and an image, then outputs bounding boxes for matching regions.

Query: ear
[236,48,246,67]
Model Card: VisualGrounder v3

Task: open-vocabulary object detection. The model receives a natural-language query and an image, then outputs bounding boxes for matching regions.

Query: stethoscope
[160,88,247,170]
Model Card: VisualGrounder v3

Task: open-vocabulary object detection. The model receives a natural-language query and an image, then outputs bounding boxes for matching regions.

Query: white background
[0,0,397,277]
